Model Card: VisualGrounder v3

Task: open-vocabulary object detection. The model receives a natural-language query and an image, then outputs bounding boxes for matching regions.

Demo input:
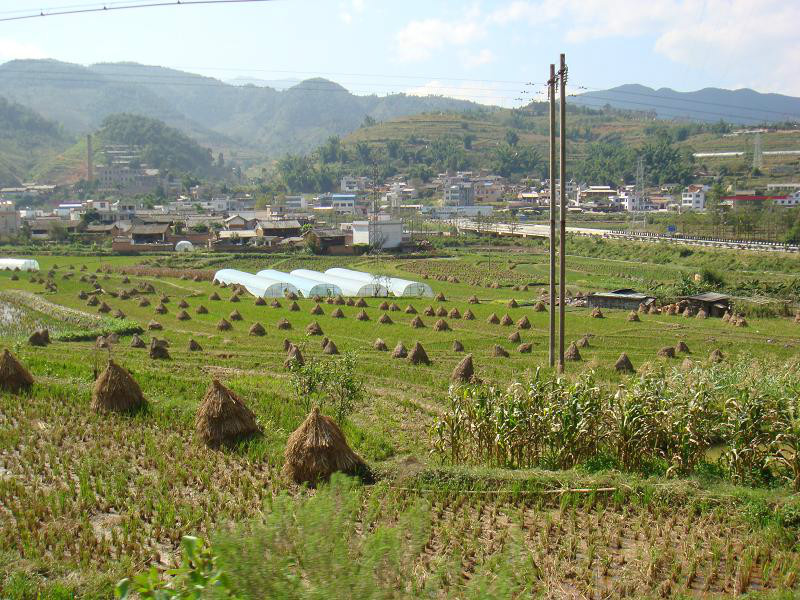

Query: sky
[0,0,798,107]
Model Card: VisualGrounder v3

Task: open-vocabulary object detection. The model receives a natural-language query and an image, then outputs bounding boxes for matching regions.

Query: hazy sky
[0,0,797,106]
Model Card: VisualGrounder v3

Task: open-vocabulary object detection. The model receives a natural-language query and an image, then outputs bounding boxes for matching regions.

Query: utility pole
[558,53,567,373]
[548,63,556,368]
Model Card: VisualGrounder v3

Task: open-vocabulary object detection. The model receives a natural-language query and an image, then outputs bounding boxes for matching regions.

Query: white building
[681,184,709,211]
[351,216,403,249]
[442,182,475,206]
[0,201,19,236]
[774,191,800,207]
[340,176,370,193]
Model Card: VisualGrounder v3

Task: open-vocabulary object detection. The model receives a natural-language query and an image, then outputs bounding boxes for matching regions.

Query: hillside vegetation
[0,97,73,186]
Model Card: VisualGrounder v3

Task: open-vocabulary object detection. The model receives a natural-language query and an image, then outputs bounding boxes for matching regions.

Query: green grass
[2,251,800,598]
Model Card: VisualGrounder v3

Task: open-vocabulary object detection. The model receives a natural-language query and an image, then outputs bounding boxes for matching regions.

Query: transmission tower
[752,133,763,170]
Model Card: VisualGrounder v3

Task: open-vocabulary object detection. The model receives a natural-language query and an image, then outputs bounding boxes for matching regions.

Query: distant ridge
[570,84,800,125]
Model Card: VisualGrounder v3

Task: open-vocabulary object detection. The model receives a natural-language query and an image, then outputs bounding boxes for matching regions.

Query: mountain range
[0,59,481,163]
[570,84,800,125]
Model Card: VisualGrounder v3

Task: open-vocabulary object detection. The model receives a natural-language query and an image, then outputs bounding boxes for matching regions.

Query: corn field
[433,360,800,488]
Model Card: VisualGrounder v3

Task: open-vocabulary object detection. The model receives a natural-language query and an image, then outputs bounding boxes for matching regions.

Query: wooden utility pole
[548,64,556,368]
[558,53,567,373]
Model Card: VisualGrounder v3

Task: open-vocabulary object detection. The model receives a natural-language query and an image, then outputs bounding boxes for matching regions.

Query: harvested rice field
[2,253,800,599]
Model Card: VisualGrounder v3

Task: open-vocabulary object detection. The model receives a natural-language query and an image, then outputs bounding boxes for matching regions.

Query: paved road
[454,219,799,253]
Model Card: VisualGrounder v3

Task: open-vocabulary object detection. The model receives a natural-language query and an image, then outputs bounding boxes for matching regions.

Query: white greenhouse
[175,240,194,252]
[255,269,341,298]
[289,269,388,297]
[213,269,298,298]
[325,268,433,297]
[0,258,40,271]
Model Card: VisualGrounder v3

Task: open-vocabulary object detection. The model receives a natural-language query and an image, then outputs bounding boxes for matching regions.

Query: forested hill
[32,114,219,184]
[0,96,73,186]
[0,60,482,161]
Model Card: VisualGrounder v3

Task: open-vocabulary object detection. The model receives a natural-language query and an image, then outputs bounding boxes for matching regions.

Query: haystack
[627,311,640,322]
[423,306,435,316]
[435,292,446,302]
[311,304,324,315]
[0,349,34,393]
[500,314,513,326]
[319,337,329,349]
[195,379,260,447]
[709,348,724,363]
[209,292,221,301]
[518,343,533,354]
[451,354,474,383]
[565,342,581,361]
[614,353,635,373]
[433,318,450,331]
[507,299,518,308]
[334,295,345,306]
[373,338,388,351]
[404,305,417,314]
[176,310,190,321]
[410,315,425,328]
[229,309,242,321]
[91,360,145,413]
[379,301,390,311]
[517,316,531,329]
[113,309,126,319]
[468,295,480,304]
[391,341,407,359]
[590,308,604,318]
[253,296,267,306]
[448,308,461,319]
[78,290,88,300]
[331,308,345,319]
[323,340,339,355]
[229,294,240,303]
[289,301,300,312]
[676,341,690,353]
[178,299,190,309]
[149,338,170,360]
[389,302,400,312]
[648,304,659,315]
[286,291,299,301]
[130,334,146,348]
[282,407,370,485]
[696,309,707,319]
[463,309,475,320]
[28,329,50,346]
[306,321,324,336]
[186,338,202,352]
[356,310,370,321]
[97,301,111,314]
[154,303,167,315]
[493,345,509,358]
[435,306,447,317]
[452,340,464,352]
[196,305,208,314]
[657,346,676,359]
[733,316,748,327]
[374,313,391,325]
[487,313,500,324]
[682,306,693,318]
[249,322,266,336]
[270,299,282,308]
[147,320,163,331]
[508,330,521,343]
[408,342,430,365]
[346,298,355,307]
[217,318,232,331]
[138,298,151,307]
[285,345,304,368]
[283,338,293,351]
[160,295,170,304]
[355,298,368,308]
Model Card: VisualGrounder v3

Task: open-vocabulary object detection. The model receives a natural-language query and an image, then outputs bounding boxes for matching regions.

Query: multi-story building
[351,215,404,249]
[0,201,19,237]
[442,182,475,207]
[681,184,709,211]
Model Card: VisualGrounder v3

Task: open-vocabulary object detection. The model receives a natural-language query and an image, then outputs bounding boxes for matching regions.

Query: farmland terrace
[1,250,800,599]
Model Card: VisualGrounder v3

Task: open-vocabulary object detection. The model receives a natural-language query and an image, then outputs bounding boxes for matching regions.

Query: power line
[0,0,276,23]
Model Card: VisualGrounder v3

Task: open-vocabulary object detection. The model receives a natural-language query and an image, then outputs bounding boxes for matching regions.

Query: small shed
[680,292,730,317]
[587,289,656,311]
